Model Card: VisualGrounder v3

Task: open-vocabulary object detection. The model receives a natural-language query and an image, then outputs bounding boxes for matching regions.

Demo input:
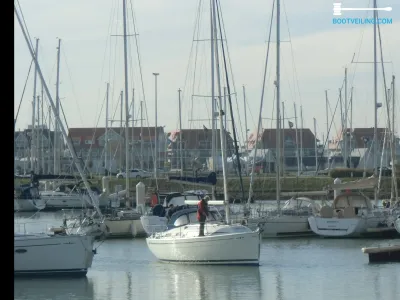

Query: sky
[14,0,400,146]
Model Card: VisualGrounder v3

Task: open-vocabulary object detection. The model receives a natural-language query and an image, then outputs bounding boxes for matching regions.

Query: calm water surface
[14,212,399,300]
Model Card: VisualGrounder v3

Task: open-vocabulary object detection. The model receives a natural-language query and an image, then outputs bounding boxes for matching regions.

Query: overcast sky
[14,0,400,144]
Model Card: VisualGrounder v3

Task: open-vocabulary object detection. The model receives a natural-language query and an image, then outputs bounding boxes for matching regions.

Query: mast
[210,0,216,199]
[294,103,300,176]
[31,38,39,172]
[314,118,318,174]
[48,105,51,174]
[349,87,353,167]
[212,0,229,223]
[373,0,378,202]
[282,101,285,176]
[15,5,103,217]
[153,73,159,178]
[105,82,109,175]
[122,0,130,205]
[54,38,61,175]
[178,88,183,176]
[300,105,303,173]
[131,88,135,169]
[276,0,281,213]
[140,101,144,170]
[41,84,45,173]
[344,67,348,167]
[120,90,123,171]
[243,85,248,156]
[36,95,40,173]
[325,90,329,145]
[391,76,398,201]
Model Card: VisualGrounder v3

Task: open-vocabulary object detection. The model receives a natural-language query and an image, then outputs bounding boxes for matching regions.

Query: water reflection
[14,277,94,300]
[160,265,262,300]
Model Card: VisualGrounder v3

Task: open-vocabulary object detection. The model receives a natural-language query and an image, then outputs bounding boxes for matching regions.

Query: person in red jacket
[197,195,210,236]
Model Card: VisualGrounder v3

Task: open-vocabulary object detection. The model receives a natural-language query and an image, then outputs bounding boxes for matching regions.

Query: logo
[332,2,393,25]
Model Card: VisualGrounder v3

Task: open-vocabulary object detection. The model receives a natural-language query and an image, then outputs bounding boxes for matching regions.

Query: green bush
[329,168,373,178]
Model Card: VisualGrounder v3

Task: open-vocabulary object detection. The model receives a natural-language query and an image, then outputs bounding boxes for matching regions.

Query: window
[84,139,94,145]
[188,212,198,224]
[174,215,189,227]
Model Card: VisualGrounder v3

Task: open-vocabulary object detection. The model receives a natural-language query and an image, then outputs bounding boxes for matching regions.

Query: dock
[361,245,400,263]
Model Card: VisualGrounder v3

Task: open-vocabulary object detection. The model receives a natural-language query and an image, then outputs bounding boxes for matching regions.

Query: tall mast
[15,5,103,218]
[105,82,109,175]
[131,88,135,169]
[349,87,353,167]
[36,95,40,173]
[41,83,45,173]
[344,67,348,167]
[300,105,303,173]
[212,0,229,223]
[314,118,318,173]
[140,101,144,170]
[325,90,329,146]
[294,103,300,176]
[120,90,123,171]
[54,38,61,175]
[31,38,39,173]
[391,76,398,201]
[210,0,216,199]
[276,0,281,213]
[178,88,183,176]
[243,85,248,155]
[282,101,285,176]
[122,0,130,205]
[373,0,378,202]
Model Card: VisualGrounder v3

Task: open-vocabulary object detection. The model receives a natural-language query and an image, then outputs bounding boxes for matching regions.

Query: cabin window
[173,215,189,227]
[188,212,198,224]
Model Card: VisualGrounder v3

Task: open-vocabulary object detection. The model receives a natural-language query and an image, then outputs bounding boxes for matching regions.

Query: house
[14,126,56,174]
[67,126,165,172]
[247,128,317,168]
[166,129,235,169]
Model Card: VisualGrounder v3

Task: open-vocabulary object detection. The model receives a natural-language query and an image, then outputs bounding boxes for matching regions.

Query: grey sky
[14,0,400,144]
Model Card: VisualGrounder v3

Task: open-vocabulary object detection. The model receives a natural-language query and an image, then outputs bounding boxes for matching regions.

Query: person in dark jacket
[197,196,210,236]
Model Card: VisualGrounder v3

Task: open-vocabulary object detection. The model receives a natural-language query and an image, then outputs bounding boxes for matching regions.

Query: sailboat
[243,0,320,237]
[14,3,100,276]
[146,0,261,265]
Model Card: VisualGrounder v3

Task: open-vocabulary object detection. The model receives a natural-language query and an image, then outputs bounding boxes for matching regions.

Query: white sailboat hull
[247,215,314,238]
[146,224,261,265]
[65,220,108,239]
[140,215,168,235]
[14,199,46,212]
[41,193,108,209]
[14,234,94,276]
[105,219,146,238]
[308,215,393,237]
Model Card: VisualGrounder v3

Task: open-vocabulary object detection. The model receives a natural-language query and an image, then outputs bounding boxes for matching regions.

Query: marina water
[14,211,399,300]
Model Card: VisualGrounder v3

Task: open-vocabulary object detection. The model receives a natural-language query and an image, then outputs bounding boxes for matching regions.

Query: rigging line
[282,0,303,106]
[316,88,341,172]
[343,0,370,120]
[15,1,34,52]
[81,88,108,174]
[185,0,203,129]
[129,1,159,189]
[15,58,34,125]
[60,46,84,125]
[248,0,275,203]
[216,0,245,201]
[58,97,86,175]
[217,0,244,146]
[377,14,391,134]
[110,0,121,122]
